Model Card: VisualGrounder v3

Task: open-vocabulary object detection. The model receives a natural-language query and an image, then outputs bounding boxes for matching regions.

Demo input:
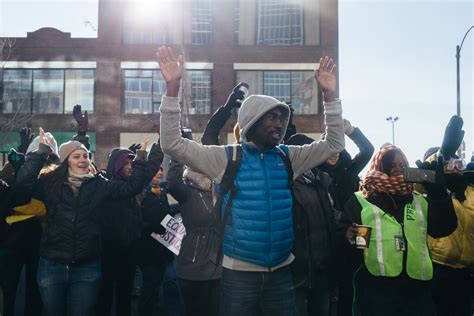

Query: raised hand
[18,127,34,154]
[141,137,150,152]
[128,143,142,154]
[156,46,184,97]
[73,104,89,133]
[315,56,337,102]
[38,127,54,150]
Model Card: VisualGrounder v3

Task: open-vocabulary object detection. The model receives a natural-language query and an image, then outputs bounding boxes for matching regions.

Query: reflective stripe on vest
[355,192,433,281]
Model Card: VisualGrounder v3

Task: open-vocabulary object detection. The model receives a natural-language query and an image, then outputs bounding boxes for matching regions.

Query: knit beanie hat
[58,141,89,163]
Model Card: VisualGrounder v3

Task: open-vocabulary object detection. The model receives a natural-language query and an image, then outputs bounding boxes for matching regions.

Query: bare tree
[0,38,35,151]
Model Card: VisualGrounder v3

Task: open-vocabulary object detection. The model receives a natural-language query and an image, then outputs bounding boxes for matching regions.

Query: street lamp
[456,25,474,116]
[386,116,399,145]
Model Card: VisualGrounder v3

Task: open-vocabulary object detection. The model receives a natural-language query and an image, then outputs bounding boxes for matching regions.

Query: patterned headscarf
[360,145,413,197]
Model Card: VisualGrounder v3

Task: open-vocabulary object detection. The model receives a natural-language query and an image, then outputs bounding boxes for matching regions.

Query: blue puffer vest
[221,143,293,267]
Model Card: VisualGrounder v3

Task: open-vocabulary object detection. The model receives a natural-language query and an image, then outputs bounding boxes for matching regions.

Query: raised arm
[72,104,91,150]
[201,83,245,146]
[157,46,228,181]
[344,119,374,175]
[288,56,345,178]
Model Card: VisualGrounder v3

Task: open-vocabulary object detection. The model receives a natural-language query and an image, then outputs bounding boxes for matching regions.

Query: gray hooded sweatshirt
[160,94,345,270]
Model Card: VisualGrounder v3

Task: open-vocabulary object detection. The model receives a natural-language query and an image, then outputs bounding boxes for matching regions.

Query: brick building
[0,0,338,168]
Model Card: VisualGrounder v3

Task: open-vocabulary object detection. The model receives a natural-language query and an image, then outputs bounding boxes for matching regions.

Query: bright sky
[0,0,473,166]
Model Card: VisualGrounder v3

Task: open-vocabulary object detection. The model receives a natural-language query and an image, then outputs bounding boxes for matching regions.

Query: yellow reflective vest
[355,192,433,281]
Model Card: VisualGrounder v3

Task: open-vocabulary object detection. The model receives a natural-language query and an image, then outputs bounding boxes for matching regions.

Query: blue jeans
[37,257,101,316]
[220,266,297,316]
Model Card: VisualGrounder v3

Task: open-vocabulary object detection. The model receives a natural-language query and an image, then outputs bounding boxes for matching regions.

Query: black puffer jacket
[133,187,173,266]
[14,145,152,264]
[291,169,338,288]
[319,127,374,211]
[99,148,145,247]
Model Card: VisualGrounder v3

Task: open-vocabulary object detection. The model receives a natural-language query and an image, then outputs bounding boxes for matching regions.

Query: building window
[123,69,211,114]
[191,0,213,45]
[2,69,95,114]
[188,70,212,114]
[257,0,303,45]
[122,0,213,45]
[236,70,318,114]
[234,0,319,46]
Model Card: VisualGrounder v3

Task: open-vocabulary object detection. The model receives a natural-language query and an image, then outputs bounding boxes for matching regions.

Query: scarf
[67,169,94,197]
[360,145,413,197]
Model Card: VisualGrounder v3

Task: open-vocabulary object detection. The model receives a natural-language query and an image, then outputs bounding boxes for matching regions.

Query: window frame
[1,68,96,114]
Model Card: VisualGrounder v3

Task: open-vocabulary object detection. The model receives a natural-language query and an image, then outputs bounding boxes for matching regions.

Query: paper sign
[151,214,186,255]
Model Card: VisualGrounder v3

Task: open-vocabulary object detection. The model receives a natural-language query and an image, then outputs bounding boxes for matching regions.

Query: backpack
[212,144,293,267]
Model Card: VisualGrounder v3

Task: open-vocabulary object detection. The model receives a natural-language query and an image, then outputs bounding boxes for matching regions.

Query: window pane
[64,69,94,113]
[257,0,303,45]
[33,70,64,114]
[263,71,291,102]
[291,71,317,114]
[191,0,213,45]
[235,70,318,114]
[152,70,166,112]
[2,69,32,113]
[189,70,211,114]
[236,71,264,95]
[123,71,153,114]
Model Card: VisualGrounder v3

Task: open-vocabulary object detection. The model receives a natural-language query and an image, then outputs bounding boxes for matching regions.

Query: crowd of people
[0,46,473,316]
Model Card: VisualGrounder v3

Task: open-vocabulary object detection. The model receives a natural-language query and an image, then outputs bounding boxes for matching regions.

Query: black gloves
[8,148,25,175]
[445,173,467,202]
[18,127,34,154]
[440,115,464,159]
[415,157,448,198]
[223,83,247,111]
[128,143,142,154]
[73,104,89,133]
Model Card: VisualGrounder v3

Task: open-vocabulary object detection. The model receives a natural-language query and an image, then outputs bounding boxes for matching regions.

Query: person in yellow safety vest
[337,145,457,316]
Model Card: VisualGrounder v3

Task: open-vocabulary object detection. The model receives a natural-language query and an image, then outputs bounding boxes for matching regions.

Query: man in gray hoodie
[157,46,345,316]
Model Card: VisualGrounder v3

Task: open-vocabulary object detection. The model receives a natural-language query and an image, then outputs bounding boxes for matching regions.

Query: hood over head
[106,148,135,179]
[237,95,290,143]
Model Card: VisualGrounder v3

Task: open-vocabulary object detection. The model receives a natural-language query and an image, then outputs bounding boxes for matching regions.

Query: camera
[181,128,193,140]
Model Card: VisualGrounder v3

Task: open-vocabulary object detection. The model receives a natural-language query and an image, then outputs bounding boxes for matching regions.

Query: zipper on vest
[260,152,272,265]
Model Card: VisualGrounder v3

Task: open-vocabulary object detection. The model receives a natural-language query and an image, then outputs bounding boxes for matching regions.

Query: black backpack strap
[210,145,242,276]
[276,145,293,188]
[214,145,241,229]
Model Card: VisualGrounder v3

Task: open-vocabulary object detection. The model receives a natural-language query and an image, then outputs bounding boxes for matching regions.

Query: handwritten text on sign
[151,214,186,255]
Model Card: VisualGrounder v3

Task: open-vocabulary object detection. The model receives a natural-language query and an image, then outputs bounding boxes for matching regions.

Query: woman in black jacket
[13,128,154,316]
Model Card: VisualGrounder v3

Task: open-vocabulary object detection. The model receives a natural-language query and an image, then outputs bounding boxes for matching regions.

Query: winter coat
[133,187,173,266]
[14,146,152,264]
[291,169,337,288]
[168,159,221,280]
[219,143,293,267]
[429,186,474,268]
[98,149,144,247]
[319,127,374,212]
